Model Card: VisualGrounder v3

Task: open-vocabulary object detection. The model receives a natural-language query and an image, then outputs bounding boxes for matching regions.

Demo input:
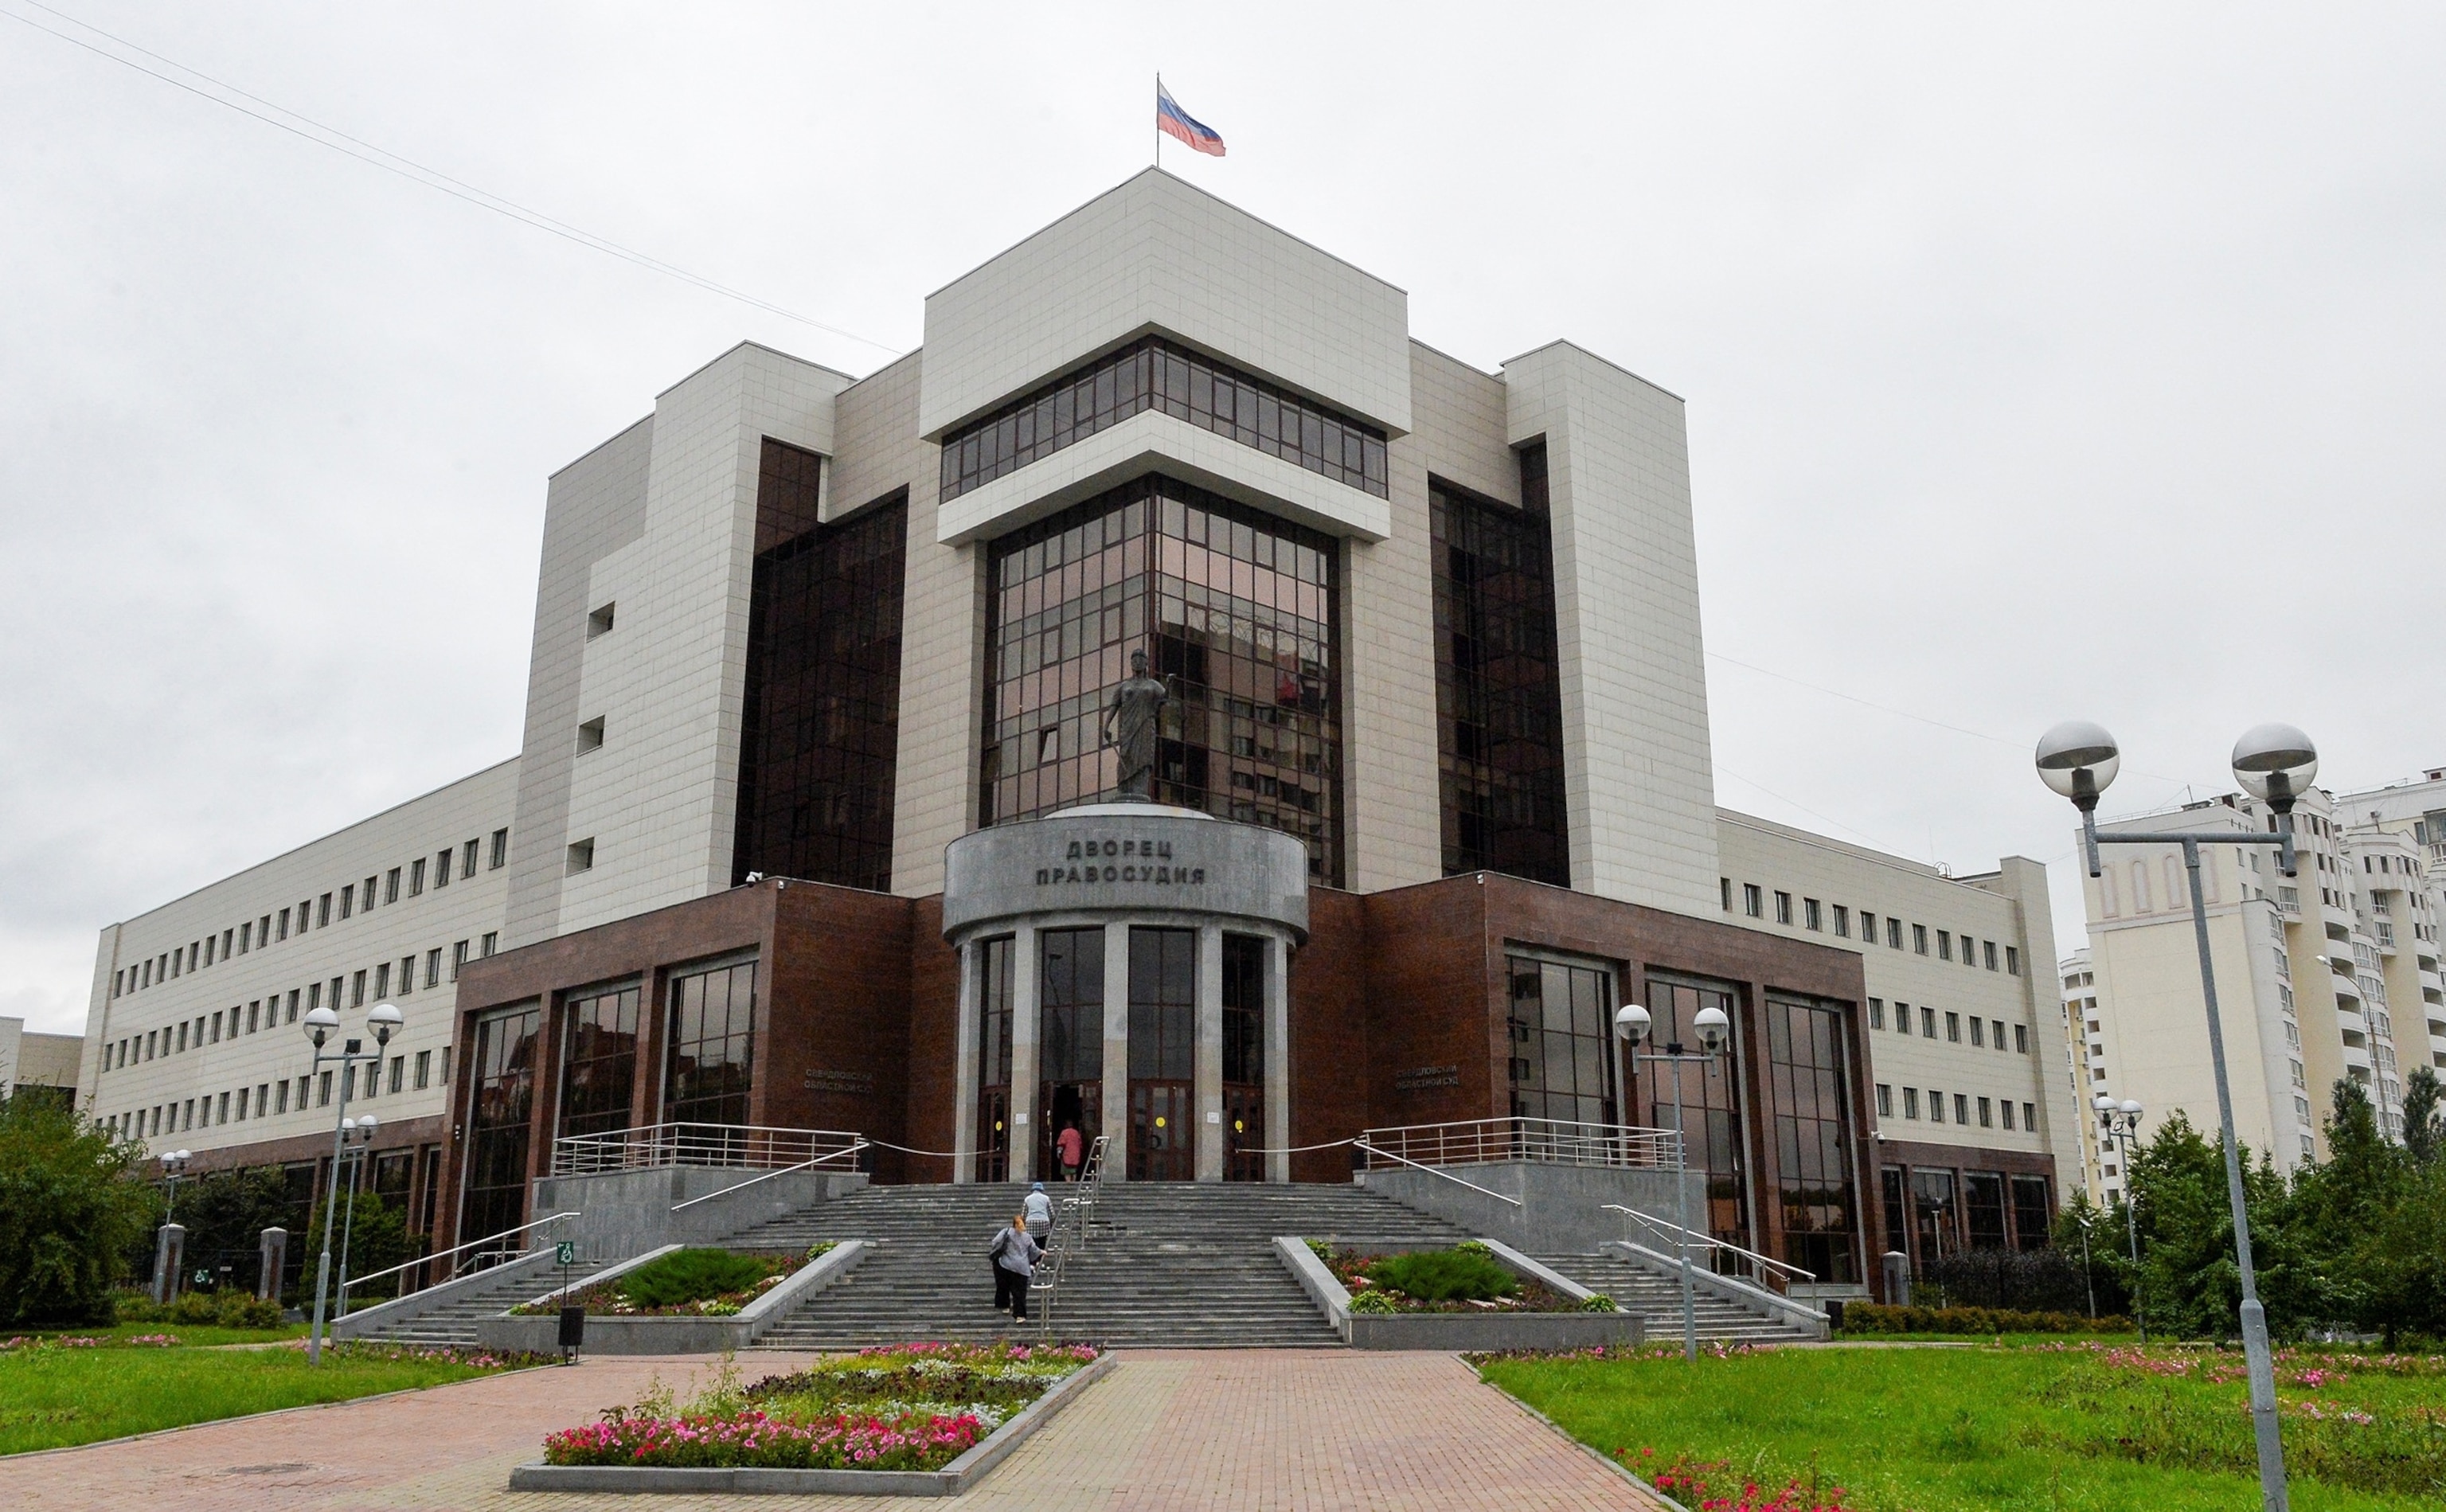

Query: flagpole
[1154,72,1161,168]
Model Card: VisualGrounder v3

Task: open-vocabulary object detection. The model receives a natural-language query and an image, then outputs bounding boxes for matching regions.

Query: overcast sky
[4,4,2441,1037]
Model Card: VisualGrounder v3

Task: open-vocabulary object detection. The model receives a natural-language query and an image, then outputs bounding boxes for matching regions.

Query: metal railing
[1360,1116,1680,1170]
[1034,1134,1109,1339]
[550,1122,864,1175]
[1604,1202,1815,1295]
[337,1209,579,1313]
[671,1139,871,1212]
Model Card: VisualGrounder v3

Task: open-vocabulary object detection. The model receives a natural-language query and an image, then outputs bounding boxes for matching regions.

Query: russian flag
[1157,82,1225,158]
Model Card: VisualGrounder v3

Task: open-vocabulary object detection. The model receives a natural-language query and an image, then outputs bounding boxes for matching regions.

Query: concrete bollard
[152,1224,186,1306]
[258,1227,289,1301]
[1881,1248,1910,1307]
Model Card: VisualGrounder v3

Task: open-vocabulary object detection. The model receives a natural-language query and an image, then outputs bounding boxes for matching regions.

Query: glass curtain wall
[1221,932,1266,1181]
[732,438,907,892]
[982,476,1343,883]
[1639,975,1752,1260]
[975,936,1014,1182]
[1504,956,1618,1128]
[1038,928,1104,1174]
[1764,995,1861,1284]
[461,1004,541,1252]
[1430,466,1569,885]
[557,983,640,1143]
[2010,1174,2053,1251]
[662,960,757,1133]
[1127,927,1196,1181]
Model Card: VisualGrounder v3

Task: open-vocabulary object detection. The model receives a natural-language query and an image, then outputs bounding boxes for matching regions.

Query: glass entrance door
[1127,928,1194,1181]
[1641,975,1753,1264]
[1130,1081,1193,1180]
[1221,933,1265,1181]
[1038,928,1103,1180]
[460,1004,541,1255]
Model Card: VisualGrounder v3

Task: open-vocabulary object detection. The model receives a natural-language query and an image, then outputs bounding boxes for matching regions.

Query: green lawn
[0,1337,534,1454]
[5,1321,307,1348]
[1479,1342,2446,1511]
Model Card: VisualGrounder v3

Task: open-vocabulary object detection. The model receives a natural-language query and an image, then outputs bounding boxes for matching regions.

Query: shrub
[1838,1301,2130,1335]
[1349,1289,1399,1315]
[621,1249,774,1310]
[214,1292,284,1328]
[1368,1248,1519,1303]
[0,1099,154,1327]
[1577,1292,1620,1313]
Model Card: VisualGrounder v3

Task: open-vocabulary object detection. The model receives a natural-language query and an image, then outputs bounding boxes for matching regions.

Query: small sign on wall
[1394,1065,1460,1092]
[804,1068,876,1095]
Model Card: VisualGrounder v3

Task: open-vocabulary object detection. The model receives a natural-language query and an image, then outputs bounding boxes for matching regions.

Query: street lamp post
[2074,1209,2096,1319]
[335,1114,378,1320]
[1614,998,1732,1362]
[2096,1094,2147,1342]
[303,1001,401,1365]
[160,1149,192,1224]
[2037,719,2312,1512]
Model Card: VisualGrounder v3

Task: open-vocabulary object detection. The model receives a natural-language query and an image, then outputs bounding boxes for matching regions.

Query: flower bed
[514,1244,830,1318]
[539,1342,1101,1474]
[1311,1240,1599,1315]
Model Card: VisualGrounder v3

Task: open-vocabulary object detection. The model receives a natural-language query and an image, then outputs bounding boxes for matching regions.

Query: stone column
[951,940,978,1185]
[257,1226,287,1300]
[1101,920,1131,1180]
[152,1223,186,1305]
[1194,922,1225,1181]
[1266,934,1292,1183]
[1007,924,1039,1186]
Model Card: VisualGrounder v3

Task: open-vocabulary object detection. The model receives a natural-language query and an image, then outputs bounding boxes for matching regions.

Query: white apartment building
[2077,784,2444,1179]
[0,1018,82,1103]
[2057,948,2108,1197]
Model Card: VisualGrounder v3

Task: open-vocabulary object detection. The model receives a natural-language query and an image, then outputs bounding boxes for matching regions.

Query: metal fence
[549,1122,865,1175]
[1358,1116,1680,1171]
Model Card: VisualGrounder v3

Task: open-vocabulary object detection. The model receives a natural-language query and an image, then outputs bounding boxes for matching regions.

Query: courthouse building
[78,172,2077,1295]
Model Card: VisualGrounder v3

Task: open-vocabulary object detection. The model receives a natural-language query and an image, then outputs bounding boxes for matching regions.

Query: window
[410,858,425,895]
[426,948,443,988]
[176,1022,187,1053]
[373,963,389,999]
[1774,891,1793,925]
[1983,940,1999,971]
[1506,955,1619,1127]
[1944,1011,1961,1042]
[481,932,498,957]
[1912,923,1927,954]
[663,960,757,1127]
[385,867,401,904]
[277,907,290,940]
[1744,885,1763,918]
[1928,1089,1944,1123]
[983,477,1343,881]
[1977,1096,1993,1127]
[1965,1171,2009,1249]
[317,1070,333,1107]
[1721,877,1733,911]
[452,941,469,978]
[2006,946,2020,975]
[1937,929,1952,961]
[731,456,908,892]
[463,1005,541,1252]
[558,983,642,1140]
[587,602,615,638]
[286,988,299,1023]
[414,1049,432,1089]
[941,334,1389,502]
[1955,1093,1970,1123]
[1921,1006,1936,1037]
[1766,995,1860,1282]
[210,1011,222,1044]
[490,829,509,869]
[1904,1087,1921,1119]
[1638,976,1751,1256]
[351,970,365,1008]
[436,849,451,888]
[1833,904,1849,938]
[1991,1018,2006,1049]
[2014,1023,2028,1053]
[363,875,377,909]
[1877,1083,1893,1116]
[566,839,595,874]
[340,884,354,920]
[2000,1100,2016,1130]
[576,717,605,753]
[1967,1015,1983,1047]
[1861,911,1875,942]
[1429,471,1567,885]
[463,839,479,877]
[1127,928,1198,1178]
[1868,998,1885,1029]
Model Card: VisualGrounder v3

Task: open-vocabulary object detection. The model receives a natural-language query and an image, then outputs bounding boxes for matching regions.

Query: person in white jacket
[989,1213,1041,1322]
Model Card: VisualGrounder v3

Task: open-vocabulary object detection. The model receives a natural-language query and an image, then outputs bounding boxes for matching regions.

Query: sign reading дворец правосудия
[940,803,1309,940]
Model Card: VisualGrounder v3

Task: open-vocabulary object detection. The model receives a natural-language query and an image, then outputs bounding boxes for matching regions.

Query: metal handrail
[1353,1140,1523,1207]
[1035,1134,1109,1339]
[1360,1116,1680,1170]
[1603,1203,1815,1287]
[550,1121,864,1175]
[338,1209,579,1305]
[670,1140,870,1211]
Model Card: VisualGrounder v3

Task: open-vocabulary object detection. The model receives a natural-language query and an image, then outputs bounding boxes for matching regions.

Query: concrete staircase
[1531,1251,1822,1343]
[340,1256,614,1347]
[748,1181,1472,1350]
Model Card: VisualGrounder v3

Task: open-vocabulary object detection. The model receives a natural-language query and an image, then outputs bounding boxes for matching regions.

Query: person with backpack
[989,1211,1041,1323]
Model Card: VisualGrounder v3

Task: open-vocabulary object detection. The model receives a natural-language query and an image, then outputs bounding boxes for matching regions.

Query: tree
[303,1186,424,1303]
[0,1098,156,1326]
[2121,1110,2310,1339]
[2401,1067,2442,1168]
[178,1166,307,1294]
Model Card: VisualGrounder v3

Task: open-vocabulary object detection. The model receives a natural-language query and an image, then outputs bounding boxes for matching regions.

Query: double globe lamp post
[302,999,401,1365]
[2094,1094,2147,1342]
[1611,997,1730,1362]
[2036,718,2315,1512]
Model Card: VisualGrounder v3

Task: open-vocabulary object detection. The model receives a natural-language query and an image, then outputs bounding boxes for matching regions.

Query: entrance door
[1910,1168,1960,1267]
[1131,1081,1194,1181]
[1041,1081,1102,1179]
[1223,1084,1264,1182]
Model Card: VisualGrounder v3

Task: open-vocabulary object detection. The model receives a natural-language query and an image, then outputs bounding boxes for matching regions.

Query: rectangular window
[490,829,509,869]
[481,932,498,957]
[1721,877,1733,911]
[452,941,469,978]
[463,840,479,877]
[558,983,641,1139]
[1765,995,1860,1282]
[1965,1171,2008,1248]
[277,907,290,940]
[318,892,332,926]
[373,963,389,999]
[317,1070,333,1107]
[1832,904,1848,937]
[409,858,426,896]
[2000,1100,2016,1130]
[1506,955,1620,1127]
[1888,917,1904,949]
[1946,1012,1961,1042]
[2010,1174,2051,1251]
[1977,1096,1993,1127]
[1037,928,1104,1087]
[974,936,1015,1182]
[436,848,452,887]
[1983,940,1999,971]
[1913,924,1928,955]
[2006,946,2020,975]
[276,1080,290,1114]
[426,948,443,988]
[1955,1093,1970,1124]
[1920,1006,1936,1037]
[362,875,377,910]
[386,1056,402,1095]
[461,1005,541,1251]
[2014,1023,2028,1053]
[399,955,415,995]
[1868,998,1885,1029]
[176,1022,187,1053]
[1991,1018,2006,1049]
[1774,891,1793,925]
[286,988,299,1023]
[352,970,366,1008]
[340,884,354,920]
[1221,933,1266,1182]
[235,1088,248,1120]
[1744,884,1763,917]
[1937,929,1952,961]
[1428,471,1568,886]
[217,1091,229,1123]
[1876,1083,1893,1116]
[414,1049,432,1090]
[1928,1089,1944,1123]
[662,960,756,1127]
[1904,1087,1920,1119]
[1968,1016,1983,1047]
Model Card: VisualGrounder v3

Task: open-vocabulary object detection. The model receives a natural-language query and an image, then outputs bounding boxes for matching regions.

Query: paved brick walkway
[0,1350,1660,1510]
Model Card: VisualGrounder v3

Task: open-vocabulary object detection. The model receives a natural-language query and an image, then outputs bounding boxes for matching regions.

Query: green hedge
[1838,1301,2130,1335]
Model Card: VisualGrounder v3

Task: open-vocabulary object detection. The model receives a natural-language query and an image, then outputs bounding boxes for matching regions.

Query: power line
[0,2,901,359]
